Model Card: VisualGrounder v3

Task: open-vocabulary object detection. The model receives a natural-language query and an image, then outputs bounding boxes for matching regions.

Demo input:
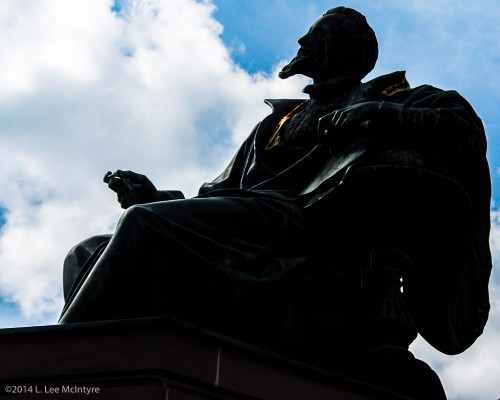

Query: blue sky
[0,1,499,398]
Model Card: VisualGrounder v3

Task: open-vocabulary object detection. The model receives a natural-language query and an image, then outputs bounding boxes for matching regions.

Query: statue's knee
[118,204,163,231]
[121,204,152,221]
[63,234,111,300]
[64,234,112,265]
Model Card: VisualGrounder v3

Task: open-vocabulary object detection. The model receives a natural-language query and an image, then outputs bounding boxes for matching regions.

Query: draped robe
[60,71,491,361]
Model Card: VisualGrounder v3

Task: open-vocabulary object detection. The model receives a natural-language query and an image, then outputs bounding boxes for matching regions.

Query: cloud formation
[0,0,307,323]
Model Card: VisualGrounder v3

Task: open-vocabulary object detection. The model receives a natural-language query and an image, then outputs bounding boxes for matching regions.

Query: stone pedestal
[0,318,411,399]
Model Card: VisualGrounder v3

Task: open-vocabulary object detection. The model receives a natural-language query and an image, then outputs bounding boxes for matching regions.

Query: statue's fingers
[340,111,356,128]
[103,171,114,183]
[108,177,125,192]
[128,183,143,193]
[116,169,147,184]
[116,183,142,202]
[119,192,144,209]
[116,184,131,200]
[330,110,342,127]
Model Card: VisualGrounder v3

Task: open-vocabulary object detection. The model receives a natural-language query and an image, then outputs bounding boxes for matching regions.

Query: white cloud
[0,0,119,97]
[0,0,308,323]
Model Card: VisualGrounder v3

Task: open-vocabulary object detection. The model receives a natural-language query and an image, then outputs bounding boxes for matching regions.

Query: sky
[0,0,499,398]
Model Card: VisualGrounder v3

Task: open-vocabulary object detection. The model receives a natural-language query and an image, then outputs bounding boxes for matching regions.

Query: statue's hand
[320,101,405,145]
[103,170,159,209]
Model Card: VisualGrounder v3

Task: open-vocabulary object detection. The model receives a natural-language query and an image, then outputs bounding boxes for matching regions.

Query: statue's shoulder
[264,99,306,114]
[358,71,460,105]
[362,71,412,98]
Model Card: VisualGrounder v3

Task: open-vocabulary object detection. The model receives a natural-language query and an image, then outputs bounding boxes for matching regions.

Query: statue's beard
[279,52,319,79]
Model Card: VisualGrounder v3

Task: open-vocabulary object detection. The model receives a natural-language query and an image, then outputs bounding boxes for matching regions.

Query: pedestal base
[0,317,414,399]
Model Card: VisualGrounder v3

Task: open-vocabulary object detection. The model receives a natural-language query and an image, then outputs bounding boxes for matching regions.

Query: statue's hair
[323,7,378,80]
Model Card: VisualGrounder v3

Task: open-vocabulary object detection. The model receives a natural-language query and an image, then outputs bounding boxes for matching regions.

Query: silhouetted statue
[59,7,491,399]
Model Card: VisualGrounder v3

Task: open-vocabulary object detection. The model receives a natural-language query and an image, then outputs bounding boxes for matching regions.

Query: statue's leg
[58,196,312,342]
[63,234,112,301]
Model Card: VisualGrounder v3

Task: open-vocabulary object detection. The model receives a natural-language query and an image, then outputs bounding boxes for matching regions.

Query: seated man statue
[59,6,491,397]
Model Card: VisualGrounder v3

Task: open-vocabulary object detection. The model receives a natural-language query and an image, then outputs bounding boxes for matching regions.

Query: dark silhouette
[59,7,491,399]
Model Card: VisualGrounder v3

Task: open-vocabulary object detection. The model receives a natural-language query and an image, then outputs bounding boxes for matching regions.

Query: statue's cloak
[199,71,492,355]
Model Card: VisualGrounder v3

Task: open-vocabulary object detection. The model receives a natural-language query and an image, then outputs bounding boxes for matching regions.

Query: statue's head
[279,7,378,82]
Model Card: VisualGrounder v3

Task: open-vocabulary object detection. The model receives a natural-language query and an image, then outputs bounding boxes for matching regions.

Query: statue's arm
[157,190,185,201]
[103,122,258,207]
[399,87,486,153]
[323,88,486,154]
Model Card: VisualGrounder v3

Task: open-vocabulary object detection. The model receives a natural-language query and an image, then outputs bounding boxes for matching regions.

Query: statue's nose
[298,34,309,46]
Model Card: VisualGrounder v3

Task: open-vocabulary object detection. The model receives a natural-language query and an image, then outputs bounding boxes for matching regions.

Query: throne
[275,139,491,398]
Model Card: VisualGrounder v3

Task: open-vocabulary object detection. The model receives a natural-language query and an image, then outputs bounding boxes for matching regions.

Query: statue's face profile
[279,8,377,83]
[279,14,342,82]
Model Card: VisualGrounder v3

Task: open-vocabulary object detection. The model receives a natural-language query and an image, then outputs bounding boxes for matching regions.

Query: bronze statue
[59,7,491,398]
